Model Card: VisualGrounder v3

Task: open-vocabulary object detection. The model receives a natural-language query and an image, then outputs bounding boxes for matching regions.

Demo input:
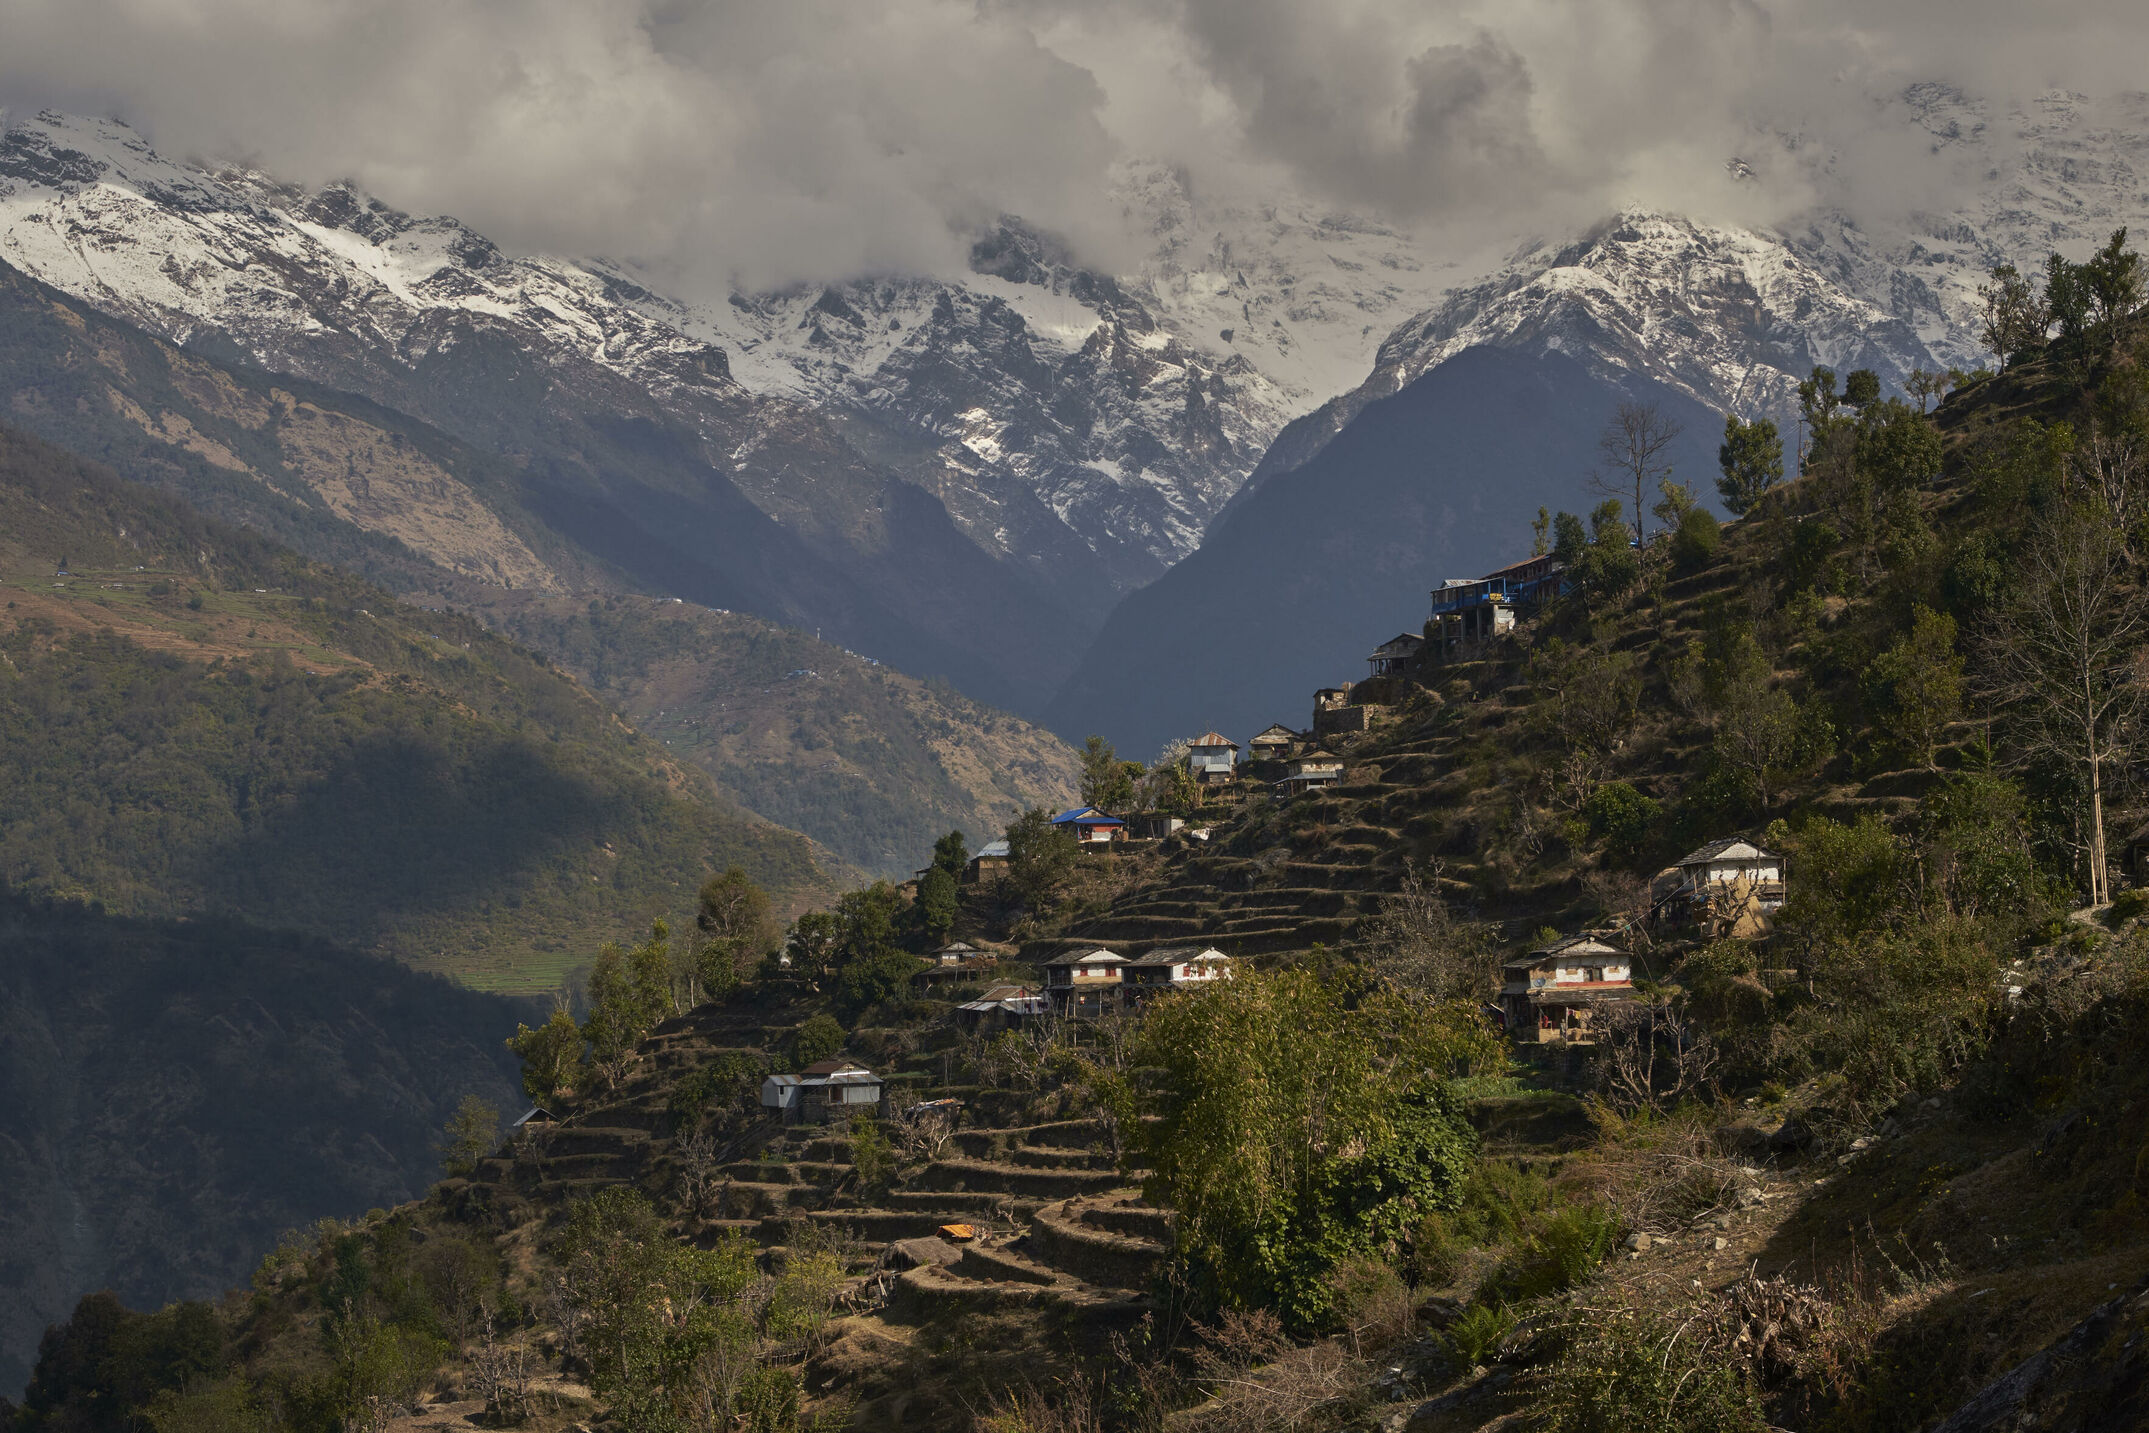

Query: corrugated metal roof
[1052,806,1125,826]
[1190,731,1238,748]
[972,840,1011,859]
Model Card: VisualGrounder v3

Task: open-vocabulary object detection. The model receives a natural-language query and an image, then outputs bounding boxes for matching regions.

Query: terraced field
[452,992,1168,1422]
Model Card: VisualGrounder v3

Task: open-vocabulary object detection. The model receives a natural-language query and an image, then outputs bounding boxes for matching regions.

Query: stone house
[1366,632,1425,678]
[1274,750,1344,797]
[1248,724,1300,762]
[964,839,1011,884]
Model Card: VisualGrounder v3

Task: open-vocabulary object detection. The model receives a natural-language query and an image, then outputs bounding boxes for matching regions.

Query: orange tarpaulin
[938,1223,976,1241]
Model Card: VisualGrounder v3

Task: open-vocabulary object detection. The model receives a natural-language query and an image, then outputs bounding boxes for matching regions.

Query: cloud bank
[0,0,2140,291]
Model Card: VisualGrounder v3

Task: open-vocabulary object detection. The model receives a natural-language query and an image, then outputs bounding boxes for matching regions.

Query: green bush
[1670,507,1722,573]
[2104,887,2149,927]
[1536,1307,1767,1433]
[1583,781,1660,860]
[790,1014,846,1067]
[1445,1303,1517,1368]
[1481,1204,1619,1305]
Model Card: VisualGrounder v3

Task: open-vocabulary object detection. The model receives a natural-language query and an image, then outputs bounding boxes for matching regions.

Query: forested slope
[0,422,829,990]
[0,895,530,1397]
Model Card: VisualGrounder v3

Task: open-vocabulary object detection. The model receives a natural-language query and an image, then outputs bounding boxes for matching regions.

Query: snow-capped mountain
[0,111,1451,592]
[1241,87,2149,498]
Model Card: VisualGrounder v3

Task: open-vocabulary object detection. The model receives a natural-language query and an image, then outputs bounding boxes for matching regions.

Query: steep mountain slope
[0,420,828,990]
[1047,346,1719,757]
[0,895,528,1397]
[479,593,1081,876]
[0,113,1087,709]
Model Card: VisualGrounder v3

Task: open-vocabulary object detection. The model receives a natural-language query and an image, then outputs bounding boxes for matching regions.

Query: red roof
[1190,731,1238,748]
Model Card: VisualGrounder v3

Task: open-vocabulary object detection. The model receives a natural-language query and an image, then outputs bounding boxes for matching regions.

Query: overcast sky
[0,0,2141,292]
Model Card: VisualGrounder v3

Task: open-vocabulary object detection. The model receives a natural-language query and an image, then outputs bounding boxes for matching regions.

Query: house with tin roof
[1051,806,1127,845]
[1187,731,1240,785]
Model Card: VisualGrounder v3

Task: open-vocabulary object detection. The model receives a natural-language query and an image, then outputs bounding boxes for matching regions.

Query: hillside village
[21,244,2149,1433]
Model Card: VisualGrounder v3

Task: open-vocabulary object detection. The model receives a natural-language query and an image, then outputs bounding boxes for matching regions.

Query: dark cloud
[0,0,2141,289]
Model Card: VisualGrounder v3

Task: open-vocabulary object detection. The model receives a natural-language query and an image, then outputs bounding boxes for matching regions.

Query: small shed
[1051,806,1127,845]
[760,1073,803,1116]
[1499,936,1634,1043]
[933,941,983,966]
[964,839,1012,884]
[1128,812,1186,840]
[510,1106,557,1137]
[1247,724,1300,761]
[1187,731,1240,785]
[1366,633,1425,678]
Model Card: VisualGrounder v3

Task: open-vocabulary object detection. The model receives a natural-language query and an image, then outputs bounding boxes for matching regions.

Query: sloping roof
[1369,633,1425,657]
[936,942,981,956]
[979,984,1036,1001]
[1505,935,1624,967]
[1190,731,1239,748]
[972,840,1011,860]
[1250,723,1299,743]
[801,1058,867,1076]
[1674,837,1778,867]
[1291,749,1341,764]
[1128,946,1228,967]
[1481,554,1565,581]
[512,1106,557,1127]
[1042,947,1126,967]
[1051,806,1125,826]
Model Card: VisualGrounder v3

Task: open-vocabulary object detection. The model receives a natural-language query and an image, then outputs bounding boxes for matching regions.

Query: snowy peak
[1375,211,1939,421]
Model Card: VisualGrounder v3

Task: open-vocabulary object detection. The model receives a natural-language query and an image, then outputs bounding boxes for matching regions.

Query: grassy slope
[0,421,831,990]
[477,593,1082,877]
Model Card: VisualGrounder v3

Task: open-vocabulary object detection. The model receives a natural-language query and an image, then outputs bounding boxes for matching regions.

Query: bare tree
[1589,401,1687,544]
[888,1100,959,1165]
[1980,508,2149,906]
[468,1316,534,1425]
[677,1129,723,1218]
[1594,1000,1720,1115]
[1357,860,1498,1004]
[2078,425,2149,543]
